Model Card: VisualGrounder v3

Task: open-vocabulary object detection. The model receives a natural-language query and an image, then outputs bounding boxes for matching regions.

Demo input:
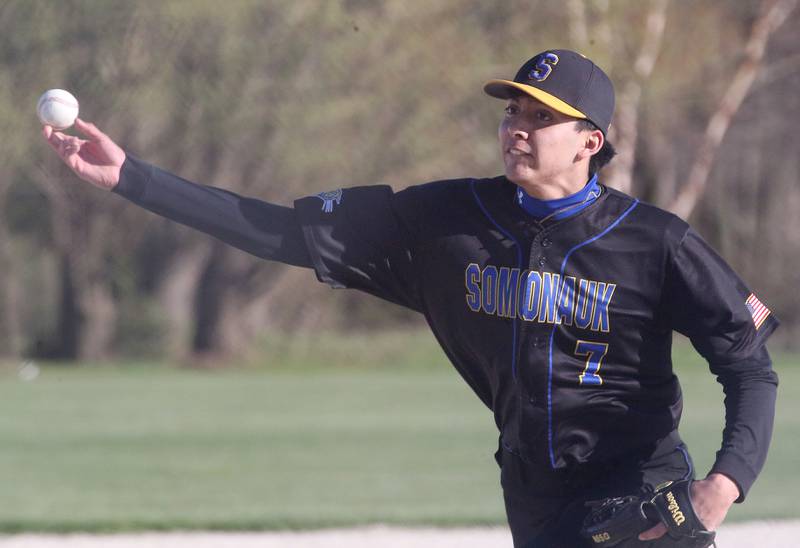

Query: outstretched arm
[42,119,312,267]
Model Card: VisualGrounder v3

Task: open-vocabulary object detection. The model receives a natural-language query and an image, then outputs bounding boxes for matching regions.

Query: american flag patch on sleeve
[745,293,771,330]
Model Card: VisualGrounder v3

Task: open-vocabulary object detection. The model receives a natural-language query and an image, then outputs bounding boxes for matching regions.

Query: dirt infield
[1,521,798,547]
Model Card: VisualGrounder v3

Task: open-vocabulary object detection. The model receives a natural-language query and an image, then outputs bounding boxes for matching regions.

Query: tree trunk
[29,162,120,361]
[669,0,797,219]
[192,243,236,359]
[76,281,116,362]
[189,241,298,362]
[603,0,668,193]
[566,0,588,49]
[0,181,23,358]
[155,243,214,359]
[51,254,80,359]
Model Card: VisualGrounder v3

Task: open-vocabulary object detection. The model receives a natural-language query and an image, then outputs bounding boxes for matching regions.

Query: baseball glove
[579,479,716,547]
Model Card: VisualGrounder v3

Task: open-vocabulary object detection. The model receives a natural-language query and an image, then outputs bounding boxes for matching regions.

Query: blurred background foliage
[0,0,798,363]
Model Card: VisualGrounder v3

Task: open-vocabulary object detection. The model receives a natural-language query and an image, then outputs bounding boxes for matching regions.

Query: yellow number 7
[575,340,609,386]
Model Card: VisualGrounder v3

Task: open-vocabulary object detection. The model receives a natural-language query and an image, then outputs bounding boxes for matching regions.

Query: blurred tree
[595,0,669,195]
[0,175,23,358]
[669,0,797,219]
[0,0,797,361]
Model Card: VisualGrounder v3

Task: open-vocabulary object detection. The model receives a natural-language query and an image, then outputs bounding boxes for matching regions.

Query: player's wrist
[701,473,740,504]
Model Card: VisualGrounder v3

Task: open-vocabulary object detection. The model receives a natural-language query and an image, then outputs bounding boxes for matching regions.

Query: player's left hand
[639,473,740,541]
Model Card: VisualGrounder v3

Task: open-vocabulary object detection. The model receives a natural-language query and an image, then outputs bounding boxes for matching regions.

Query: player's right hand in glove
[639,473,738,543]
[580,479,718,547]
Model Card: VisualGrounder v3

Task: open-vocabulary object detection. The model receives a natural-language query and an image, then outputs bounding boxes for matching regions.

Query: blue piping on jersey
[678,444,693,480]
[470,181,523,379]
[546,199,640,469]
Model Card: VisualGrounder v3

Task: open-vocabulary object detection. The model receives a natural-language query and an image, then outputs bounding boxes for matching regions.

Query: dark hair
[575,119,616,174]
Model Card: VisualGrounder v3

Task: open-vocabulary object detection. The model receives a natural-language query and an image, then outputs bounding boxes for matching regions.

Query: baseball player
[43,49,778,547]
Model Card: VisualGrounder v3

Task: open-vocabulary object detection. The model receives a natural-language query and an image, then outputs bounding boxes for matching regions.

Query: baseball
[36,89,79,130]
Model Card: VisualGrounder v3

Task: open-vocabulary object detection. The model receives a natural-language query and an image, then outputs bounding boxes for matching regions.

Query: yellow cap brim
[483,79,587,120]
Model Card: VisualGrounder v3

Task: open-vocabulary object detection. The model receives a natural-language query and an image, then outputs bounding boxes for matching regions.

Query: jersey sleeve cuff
[293,195,347,289]
[710,451,755,503]
[113,154,153,202]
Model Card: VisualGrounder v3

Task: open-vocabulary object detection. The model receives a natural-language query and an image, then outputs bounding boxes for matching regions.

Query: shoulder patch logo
[316,189,343,213]
[745,293,771,330]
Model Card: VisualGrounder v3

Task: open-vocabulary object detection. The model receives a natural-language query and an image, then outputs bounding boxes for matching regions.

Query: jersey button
[541,237,551,247]
[537,256,546,266]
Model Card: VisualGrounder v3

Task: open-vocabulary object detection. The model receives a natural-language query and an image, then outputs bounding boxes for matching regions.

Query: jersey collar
[515,173,602,222]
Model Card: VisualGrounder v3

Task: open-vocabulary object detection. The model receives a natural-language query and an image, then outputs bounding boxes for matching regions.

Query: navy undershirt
[515,173,601,221]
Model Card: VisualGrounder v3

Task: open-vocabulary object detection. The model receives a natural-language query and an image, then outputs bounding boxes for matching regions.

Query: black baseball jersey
[293,176,778,499]
[114,156,778,501]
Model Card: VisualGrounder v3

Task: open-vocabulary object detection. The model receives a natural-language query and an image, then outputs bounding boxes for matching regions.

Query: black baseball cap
[484,49,615,135]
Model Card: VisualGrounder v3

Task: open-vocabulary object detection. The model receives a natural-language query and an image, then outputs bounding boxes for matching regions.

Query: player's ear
[579,127,604,160]
[586,129,604,154]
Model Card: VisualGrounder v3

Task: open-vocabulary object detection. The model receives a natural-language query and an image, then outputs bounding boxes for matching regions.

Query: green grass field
[0,332,797,532]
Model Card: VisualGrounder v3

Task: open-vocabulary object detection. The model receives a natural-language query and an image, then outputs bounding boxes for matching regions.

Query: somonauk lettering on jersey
[464,263,615,332]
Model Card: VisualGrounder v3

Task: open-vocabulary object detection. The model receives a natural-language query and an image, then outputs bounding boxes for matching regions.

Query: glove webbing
[580,480,717,547]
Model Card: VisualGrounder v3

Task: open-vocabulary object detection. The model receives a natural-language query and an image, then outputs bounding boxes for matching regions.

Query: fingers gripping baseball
[42,118,126,191]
